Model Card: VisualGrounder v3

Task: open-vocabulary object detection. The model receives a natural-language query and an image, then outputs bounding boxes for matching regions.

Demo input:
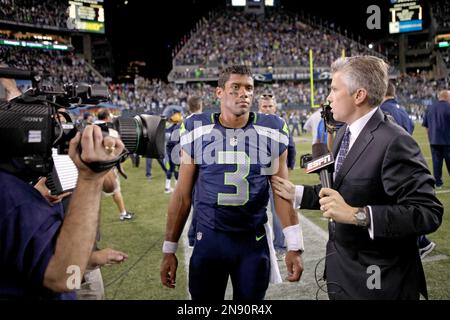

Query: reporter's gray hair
[331,56,389,107]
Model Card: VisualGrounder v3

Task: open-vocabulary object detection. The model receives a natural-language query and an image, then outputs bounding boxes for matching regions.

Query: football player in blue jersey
[160,65,304,300]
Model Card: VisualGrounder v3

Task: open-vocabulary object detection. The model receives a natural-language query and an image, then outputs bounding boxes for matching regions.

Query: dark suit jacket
[302,108,443,300]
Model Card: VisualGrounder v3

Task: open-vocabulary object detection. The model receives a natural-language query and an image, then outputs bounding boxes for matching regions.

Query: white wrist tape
[282,224,304,252]
[162,241,178,254]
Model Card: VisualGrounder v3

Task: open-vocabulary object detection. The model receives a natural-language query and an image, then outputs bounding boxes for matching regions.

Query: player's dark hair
[97,109,110,120]
[218,65,253,88]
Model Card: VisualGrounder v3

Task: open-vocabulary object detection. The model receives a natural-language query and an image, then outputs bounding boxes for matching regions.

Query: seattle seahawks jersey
[180,112,289,232]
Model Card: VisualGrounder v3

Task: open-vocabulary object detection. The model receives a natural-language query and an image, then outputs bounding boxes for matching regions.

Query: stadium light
[231,0,246,6]
[368,43,373,49]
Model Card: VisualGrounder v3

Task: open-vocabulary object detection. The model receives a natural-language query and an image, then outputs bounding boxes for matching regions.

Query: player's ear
[216,86,224,99]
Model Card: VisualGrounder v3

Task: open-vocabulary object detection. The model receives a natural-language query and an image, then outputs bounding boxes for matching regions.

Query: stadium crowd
[173,10,381,68]
[0,0,69,28]
[0,46,103,86]
[431,0,450,29]
[0,44,444,118]
[109,77,330,112]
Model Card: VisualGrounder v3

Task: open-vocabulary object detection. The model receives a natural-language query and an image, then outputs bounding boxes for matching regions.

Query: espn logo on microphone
[305,153,334,174]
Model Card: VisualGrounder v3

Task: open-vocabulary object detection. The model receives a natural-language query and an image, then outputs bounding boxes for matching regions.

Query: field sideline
[98,124,449,300]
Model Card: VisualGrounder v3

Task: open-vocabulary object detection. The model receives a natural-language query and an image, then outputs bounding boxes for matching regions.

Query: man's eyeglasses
[260,94,273,98]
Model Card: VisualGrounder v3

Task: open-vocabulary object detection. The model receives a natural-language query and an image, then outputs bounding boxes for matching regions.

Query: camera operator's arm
[43,125,124,292]
[160,150,197,288]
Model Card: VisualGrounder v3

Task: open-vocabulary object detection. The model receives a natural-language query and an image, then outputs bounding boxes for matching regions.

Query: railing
[0,19,70,33]
[83,56,106,85]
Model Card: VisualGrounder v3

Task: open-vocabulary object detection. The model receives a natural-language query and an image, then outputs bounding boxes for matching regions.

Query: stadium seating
[0,0,69,29]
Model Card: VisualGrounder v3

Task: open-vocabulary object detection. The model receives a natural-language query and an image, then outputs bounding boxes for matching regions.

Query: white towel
[264,223,283,284]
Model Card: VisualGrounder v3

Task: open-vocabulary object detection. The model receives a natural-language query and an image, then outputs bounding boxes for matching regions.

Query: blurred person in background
[380,82,414,135]
[163,106,184,193]
[381,82,435,258]
[422,89,450,189]
[96,109,135,221]
[303,109,322,144]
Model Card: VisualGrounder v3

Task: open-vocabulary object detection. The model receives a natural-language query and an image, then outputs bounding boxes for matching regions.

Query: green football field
[98,124,450,300]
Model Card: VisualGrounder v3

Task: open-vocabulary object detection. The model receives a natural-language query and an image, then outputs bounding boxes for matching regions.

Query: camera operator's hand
[34,177,72,204]
[88,248,128,269]
[69,125,124,179]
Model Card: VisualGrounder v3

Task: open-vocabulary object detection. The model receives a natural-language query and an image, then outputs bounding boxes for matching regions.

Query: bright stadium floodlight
[368,43,373,49]
[231,0,246,6]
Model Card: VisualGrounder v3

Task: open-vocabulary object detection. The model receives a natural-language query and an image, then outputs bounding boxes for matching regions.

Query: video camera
[0,67,166,177]
[300,153,313,169]
[320,101,344,133]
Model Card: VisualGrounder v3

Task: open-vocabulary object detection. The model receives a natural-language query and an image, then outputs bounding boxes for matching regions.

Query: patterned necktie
[335,128,351,173]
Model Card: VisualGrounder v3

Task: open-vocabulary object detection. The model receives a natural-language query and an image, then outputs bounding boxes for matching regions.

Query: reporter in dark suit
[272,56,443,300]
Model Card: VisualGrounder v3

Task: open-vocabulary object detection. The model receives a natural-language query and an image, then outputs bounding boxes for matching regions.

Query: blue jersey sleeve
[180,116,195,158]
[274,116,290,157]
[287,134,296,169]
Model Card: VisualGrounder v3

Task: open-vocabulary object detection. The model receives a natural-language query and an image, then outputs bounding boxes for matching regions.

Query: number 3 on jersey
[217,151,250,206]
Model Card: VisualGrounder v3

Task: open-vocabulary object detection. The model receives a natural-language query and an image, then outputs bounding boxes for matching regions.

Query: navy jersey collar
[213,112,256,129]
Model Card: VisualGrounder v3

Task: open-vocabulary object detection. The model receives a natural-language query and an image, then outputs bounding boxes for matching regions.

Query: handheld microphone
[305,143,334,188]
[305,143,335,221]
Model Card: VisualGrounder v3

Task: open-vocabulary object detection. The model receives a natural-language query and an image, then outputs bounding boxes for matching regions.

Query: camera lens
[113,114,166,159]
